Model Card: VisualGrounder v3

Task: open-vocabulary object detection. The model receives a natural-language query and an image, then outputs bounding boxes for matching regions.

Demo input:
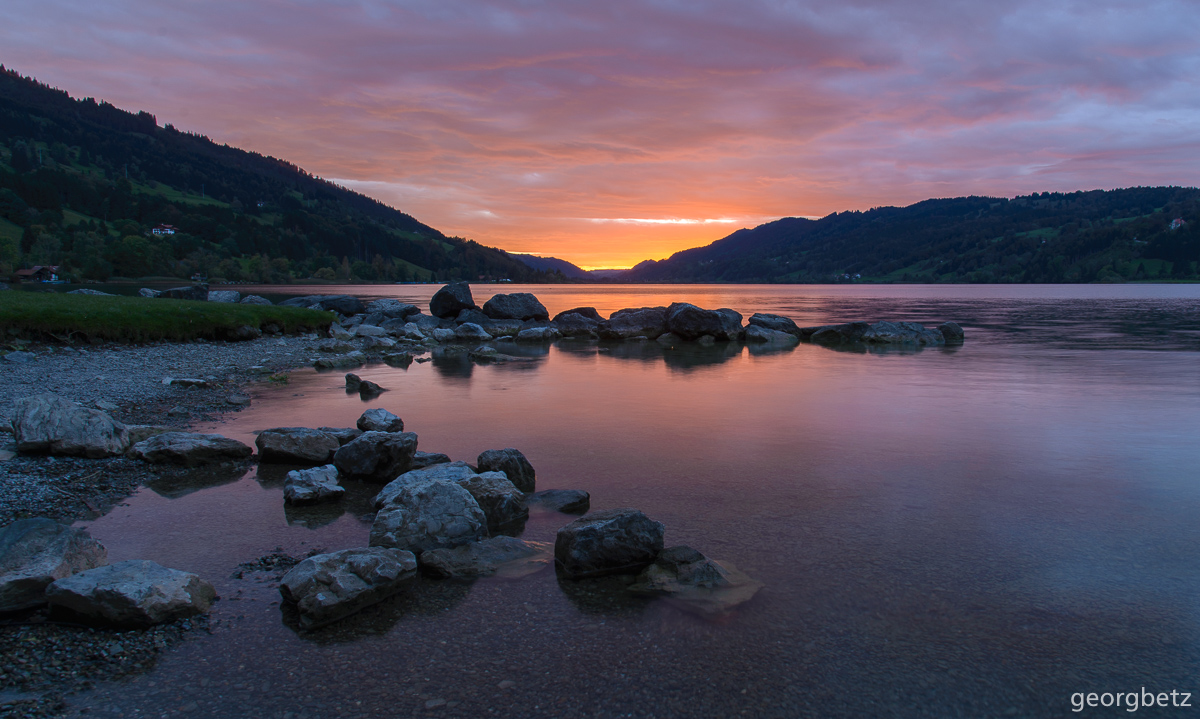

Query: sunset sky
[2,0,1198,269]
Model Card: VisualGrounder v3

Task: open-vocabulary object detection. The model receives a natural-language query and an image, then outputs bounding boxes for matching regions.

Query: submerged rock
[356,408,404,433]
[11,393,130,458]
[526,489,590,514]
[131,432,253,466]
[477,448,536,493]
[419,537,553,580]
[280,547,417,629]
[554,508,665,579]
[629,545,763,616]
[255,427,340,464]
[0,519,108,613]
[333,431,418,482]
[369,479,487,553]
[46,560,216,628]
[284,465,345,505]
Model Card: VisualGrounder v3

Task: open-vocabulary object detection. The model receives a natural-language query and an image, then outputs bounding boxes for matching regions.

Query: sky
[2,1,1199,269]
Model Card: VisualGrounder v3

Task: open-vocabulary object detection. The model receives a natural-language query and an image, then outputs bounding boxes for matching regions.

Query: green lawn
[0,291,332,343]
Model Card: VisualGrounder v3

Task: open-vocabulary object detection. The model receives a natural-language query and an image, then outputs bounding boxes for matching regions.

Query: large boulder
[482,293,549,321]
[806,321,872,344]
[369,480,487,553]
[553,307,604,323]
[411,451,452,470]
[552,312,600,338]
[279,547,417,629]
[455,308,491,326]
[419,537,553,580]
[744,325,799,345]
[284,465,345,505]
[0,519,108,613]
[664,303,743,341]
[46,560,216,628]
[526,489,590,514]
[628,545,763,616]
[554,508,665,579]
[356,408,404,433]
[429,282,476,318]
[352,324,387,338]
[597,307,668,341]
[207,290,241,303]
[476,448,536,493]
[374,461,480,509]
[159,284,208,301]
[255,427,340,464]
[332,431,418,482]
[319,295,366,316]
[748,313,802,337]
[455,471,528,531]
[318,427,362,445]
[130,432,253,466]
[10,394,130,458]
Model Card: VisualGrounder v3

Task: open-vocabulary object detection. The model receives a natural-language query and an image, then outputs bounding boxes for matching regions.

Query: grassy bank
[0,291,333,343]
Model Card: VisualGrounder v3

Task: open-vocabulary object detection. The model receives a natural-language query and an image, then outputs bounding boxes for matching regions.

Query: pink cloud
[2,0,1198,267]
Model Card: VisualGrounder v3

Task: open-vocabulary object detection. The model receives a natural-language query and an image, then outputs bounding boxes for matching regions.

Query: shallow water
[68,285,1200,718]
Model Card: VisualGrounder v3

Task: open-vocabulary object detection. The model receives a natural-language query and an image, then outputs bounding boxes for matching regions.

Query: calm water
[68,285,1200,718]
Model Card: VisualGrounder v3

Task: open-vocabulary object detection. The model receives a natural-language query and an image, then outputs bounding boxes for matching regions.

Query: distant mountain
[622,188,1200,283]
[508,253,590,279]
[0,67,556,283]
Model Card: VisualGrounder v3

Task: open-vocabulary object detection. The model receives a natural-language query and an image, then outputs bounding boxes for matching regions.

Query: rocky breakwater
[801,320,965,348]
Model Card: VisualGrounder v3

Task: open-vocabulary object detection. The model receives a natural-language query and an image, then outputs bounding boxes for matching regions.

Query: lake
[68,284,1200,718]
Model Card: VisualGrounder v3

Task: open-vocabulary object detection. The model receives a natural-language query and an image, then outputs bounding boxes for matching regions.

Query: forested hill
[622,187,1200,283]
[0,67,553,283]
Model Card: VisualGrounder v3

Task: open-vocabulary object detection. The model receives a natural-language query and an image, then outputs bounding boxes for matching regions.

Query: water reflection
[143,463,249,499]
[280,578,473,643]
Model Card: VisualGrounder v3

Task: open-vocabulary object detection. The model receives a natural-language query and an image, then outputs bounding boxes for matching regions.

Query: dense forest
[622,187,1200,283]
[0,67,557,284]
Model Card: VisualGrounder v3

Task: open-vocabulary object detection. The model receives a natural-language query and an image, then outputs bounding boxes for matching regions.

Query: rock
[94,400,119,411]
[860,321,945,345]
[482,319,522,337]
[230,325,262,341]
[320,295,366,316]
[455,471,528,531]
[665,302,744,341]
[0,519,108,613]
[390,321,426,340]
[515,326,561,342]
[361,337,396,352]
[345,373,363,391]
[226,393,252,406]
[552,312,600,338]
[469,346,500,360]
[328,324,353,341]
[410,313,448,331]
[360,311,390,327]
[598,307,668,341]
[419,537,553,580]
[527,489,590,514]
[429,282,476,318]
[131,432,253,466]
[333,431,418,482]
[318,427,362,445]
[4,351,35,363]
[279,547,418,629]
[938,321,965,341]
[357,408,404,433]
[207,290,241,303]
[138,287,161,298]
[373,461,479,509]
[124,424,170,444]
[11,393,130,458]
[167,377,209,388]
[554,508,665,579]
[748,313,802,337]
[553,307,604,322]
[341,314,364,328]
[429,327,456,343]
[455,308,492,326]
[159,284,208,301]
[383,352,415,368]
[628,545,763,615]
[353,324,387,338]
[477,448,536,493]
[255,427,340,464]
[358,379,386,397]
[806,322,871,344]
[482,293,549,321]
[239,295,272,305]
[67,288,114,296]
[411,451,452,470]
[318,340,356,354]
[369,479,488,553]
[0,282,6,290]
[454,323,493,342]
[46,560,215,628]
[313,351,365,370]
[366,299,419,318]
[284,465,345,505]
[744,325,799,344]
